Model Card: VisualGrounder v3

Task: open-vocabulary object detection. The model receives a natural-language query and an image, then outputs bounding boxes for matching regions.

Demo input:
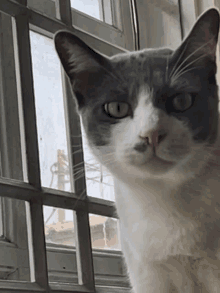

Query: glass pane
[44,207,76,246]
[71,0,103,21]
[89,214,121,250]
[81,123,115,201]
[0,200,30,281]
[43,207,77,284]
[30,31,71,192]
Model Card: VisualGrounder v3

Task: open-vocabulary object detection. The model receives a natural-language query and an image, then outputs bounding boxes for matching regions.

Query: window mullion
[55,0,72,26]
[12,11,49,290]
[55,2,95,290]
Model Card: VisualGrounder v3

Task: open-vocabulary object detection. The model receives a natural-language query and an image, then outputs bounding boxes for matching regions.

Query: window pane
[30,31,71,192]
[89,214,121,250]
[0,199,30,281]
[43,207,77,284]
[44,207,76,246]
[81,123,115,201]
[30,32,76,248]
[71,0,103,21]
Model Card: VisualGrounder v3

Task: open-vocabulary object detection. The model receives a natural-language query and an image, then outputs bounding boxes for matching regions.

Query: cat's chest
[114,178,180,225]
[114,178,199,260]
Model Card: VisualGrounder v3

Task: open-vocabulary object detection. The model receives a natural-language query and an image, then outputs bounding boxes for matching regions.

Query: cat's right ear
[54,31,111,107]
[54,31,108,77]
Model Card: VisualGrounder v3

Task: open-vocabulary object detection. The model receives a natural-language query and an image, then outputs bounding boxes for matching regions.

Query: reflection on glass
[81,123,115,201]
[89,214,121,250]
[44,207,75,246]
[70,0,102,20]
[30,31,75,243]
[30,31,71,193]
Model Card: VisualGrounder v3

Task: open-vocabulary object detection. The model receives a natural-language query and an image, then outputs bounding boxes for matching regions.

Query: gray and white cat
[54,8,220,293]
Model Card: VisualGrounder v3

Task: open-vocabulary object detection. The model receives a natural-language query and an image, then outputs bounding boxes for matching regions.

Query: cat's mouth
[149,154,174,166]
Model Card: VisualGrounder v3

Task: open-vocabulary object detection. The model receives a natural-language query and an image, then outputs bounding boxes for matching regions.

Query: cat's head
[54,9,219,183]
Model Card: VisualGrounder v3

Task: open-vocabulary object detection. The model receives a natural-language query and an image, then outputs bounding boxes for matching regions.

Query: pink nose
[140,130,167,150]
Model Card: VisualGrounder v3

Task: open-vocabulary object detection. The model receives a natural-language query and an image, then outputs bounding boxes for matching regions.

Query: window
[27,0,135,51]
[0,0,133,292]
[1,0,219,292]
[70,0,111,24]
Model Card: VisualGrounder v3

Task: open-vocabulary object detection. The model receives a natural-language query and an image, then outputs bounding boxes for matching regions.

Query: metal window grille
[0,0,133,292]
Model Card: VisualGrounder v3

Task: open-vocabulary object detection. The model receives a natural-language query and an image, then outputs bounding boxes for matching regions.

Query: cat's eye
[172,94,192,111]
[104,102,130,118]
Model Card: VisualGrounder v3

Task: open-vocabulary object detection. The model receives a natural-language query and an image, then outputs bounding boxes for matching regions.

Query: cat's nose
[139,130,167,149]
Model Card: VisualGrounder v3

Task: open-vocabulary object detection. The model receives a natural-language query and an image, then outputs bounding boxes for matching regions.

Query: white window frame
[28,0,135,51]
[0,0,133,292]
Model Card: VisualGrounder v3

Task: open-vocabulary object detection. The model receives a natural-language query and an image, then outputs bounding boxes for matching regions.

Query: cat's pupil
[172,94,192,112]
[104,102,130,118]
[117,104,120,113]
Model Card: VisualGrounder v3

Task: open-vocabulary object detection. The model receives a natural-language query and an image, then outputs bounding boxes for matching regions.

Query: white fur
[89,89,220,292]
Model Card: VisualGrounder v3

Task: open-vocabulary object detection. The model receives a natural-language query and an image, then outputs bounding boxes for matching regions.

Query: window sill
[46,243,130,289]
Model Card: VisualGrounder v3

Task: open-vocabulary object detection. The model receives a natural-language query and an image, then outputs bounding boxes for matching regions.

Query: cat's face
[54,9,219,182]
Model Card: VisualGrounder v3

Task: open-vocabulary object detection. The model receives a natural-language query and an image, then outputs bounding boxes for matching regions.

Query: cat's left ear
[173,8,220,63]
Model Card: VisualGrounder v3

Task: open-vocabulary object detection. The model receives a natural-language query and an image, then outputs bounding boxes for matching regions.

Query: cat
[54,8,220,293]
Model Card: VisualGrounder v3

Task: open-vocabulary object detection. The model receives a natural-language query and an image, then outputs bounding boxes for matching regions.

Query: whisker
[171,53,207,83]
[169,41,189,80]
[71,156,101,168]
[74,173,87,182]
[170,37,214,81]
[71,149,84,156]
[72,144,86,148]
[101,159,117,165]
[99,154,116,161]
[72,168,85,177]
[100,154,116,160]
[171,66,201,86]
[85,167,100,173]
[85,160,100,165]
[71,161,116,209]
[86,178,114,187]
[72,189,87,210]
[71,160,85,168]
[70,134,83,138]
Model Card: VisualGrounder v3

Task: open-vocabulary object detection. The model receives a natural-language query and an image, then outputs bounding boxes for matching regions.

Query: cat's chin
[142,154,175,174]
